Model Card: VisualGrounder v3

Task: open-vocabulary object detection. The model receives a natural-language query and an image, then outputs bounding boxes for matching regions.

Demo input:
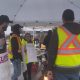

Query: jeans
[54,71,80,80]
[12,59,21,80]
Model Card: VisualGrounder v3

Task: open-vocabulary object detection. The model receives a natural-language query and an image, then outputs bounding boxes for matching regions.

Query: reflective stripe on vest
[55,26,80,67]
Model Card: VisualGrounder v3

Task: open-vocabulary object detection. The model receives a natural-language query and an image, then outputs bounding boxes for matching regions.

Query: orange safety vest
[55,26,80,67]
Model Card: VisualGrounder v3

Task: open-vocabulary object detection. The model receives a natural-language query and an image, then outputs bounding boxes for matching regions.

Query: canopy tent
[5,25,53,35]
[2,0,80,35]
[0,0,80,27]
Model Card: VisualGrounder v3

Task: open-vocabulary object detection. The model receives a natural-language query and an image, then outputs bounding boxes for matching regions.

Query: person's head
[44,71,53,80]
[43,68,53,80]
[0,15,12,32]
[62,9,74,23]
[11,24,23,34]
[25,33,32,43]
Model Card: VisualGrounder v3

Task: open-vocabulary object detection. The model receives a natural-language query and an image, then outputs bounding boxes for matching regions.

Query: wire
[67,0,80,9]
[13,0,27,21]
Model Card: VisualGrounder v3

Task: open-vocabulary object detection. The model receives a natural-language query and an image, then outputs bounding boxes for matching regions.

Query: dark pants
[23,71,27,80]
[54,70,80,80]
[23,62,33,80]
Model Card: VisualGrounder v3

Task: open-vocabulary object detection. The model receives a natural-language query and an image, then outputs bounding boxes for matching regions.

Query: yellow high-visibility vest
[55,26,80,67]
[8,34,22,59]
[21,39,28,64]
[8,38,13,59]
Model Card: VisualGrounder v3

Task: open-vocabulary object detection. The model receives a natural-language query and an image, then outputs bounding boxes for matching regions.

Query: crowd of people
[0,8,80,80]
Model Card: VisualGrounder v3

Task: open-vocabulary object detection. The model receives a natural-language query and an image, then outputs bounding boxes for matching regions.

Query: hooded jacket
[48,22,80,72]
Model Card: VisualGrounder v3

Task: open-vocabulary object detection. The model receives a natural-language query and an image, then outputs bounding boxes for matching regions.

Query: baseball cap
[0,15,13,23]
[12,24,23,28]
[11,24,23,32]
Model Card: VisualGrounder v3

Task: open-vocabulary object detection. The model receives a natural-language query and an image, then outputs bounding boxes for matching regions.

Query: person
[42,30,52,70]
[39,32,46,47]
[39,68,53,80]
[34,38,40,48]
[48,9,80,80]
[9,24,23,80]
[43,30,52,51]
[21,36,28,80]
[23,33,38,80]
[0,15,12,80]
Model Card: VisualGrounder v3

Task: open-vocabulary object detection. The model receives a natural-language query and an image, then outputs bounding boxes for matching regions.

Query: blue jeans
[54,71,79,80]
[12,59,21,80]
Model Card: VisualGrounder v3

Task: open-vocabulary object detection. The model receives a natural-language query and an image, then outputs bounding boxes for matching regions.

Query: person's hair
[39,68,53,80]
[62,9,74,21]
[39,75,44,80]
[11,24,22,33]
[43,67,53,76]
